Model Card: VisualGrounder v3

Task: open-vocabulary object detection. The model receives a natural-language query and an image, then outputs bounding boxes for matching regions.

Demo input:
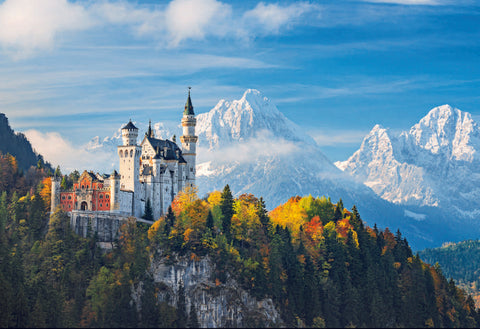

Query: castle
[51,90,198,220]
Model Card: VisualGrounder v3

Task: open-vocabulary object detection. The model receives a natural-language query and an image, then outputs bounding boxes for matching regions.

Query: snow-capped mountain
[336,105,480,218]
[195,89,374,208]
[85,95,480,249]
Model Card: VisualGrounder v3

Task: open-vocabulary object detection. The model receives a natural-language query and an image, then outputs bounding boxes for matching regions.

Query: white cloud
[164,0,233,46]
[0,0,322,57]
[364,0,440,4]
[309,130,368,146]
[243,2,321,35]
[0,0,93,58]
[197,129,299,165]
[24,129,116,173]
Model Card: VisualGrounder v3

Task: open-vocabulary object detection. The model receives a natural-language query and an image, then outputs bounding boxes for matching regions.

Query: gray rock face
[149,251,282,328]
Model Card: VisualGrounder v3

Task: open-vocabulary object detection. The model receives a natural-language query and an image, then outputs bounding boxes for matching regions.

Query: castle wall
[68,211,155,242]
[118,190,134,214]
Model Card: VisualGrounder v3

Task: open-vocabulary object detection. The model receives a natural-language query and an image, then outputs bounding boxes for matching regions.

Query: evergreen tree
[333,200,343,222]
[54,165,61,178]
[175,281,187,328]
[188,303,200,328]
[206,210,214,233]
[143,198,154,221]
[257,197,272,239]
[140,277,160,328]
[220,184,234,241]
[164,205,176,236]
[61,175,68,190]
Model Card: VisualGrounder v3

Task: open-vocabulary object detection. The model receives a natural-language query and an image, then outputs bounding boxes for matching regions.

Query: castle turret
[180,88,198,187]
[109,170,120,212]
[118,120,142,216]
[50,175,61,212]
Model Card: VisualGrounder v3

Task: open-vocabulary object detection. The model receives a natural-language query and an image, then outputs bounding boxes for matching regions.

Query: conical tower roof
[184,87,194,115]
[122,119,138,130]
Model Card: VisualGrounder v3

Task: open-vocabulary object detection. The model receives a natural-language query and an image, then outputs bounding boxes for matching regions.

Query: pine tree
[164,205,176,236]
[54,166,61,178]
[188,303,200,328]
[206,210,214,233]
[61,176,68,190]
[333,200,343,222]
[143,198,154,221]
[257,197,272,239]
[140,277,160,328]
[175,281,187,328]
[220,184,234,241]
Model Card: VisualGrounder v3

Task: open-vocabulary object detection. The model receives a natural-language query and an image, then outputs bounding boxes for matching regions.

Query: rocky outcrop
[149,251,282,328]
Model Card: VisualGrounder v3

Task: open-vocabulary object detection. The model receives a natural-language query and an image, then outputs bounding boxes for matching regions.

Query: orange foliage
[171,185,199,217]
[304,216,324,242]
[382,228,396,255]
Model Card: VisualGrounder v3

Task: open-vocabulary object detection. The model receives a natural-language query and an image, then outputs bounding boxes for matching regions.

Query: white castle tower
[50,175,61,211]
[180,88,198,187]
[118,120,142,216]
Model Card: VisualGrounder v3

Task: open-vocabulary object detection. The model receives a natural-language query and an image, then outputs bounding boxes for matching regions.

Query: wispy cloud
[309,130,369,146]
[0,0,323,58]
[364,0,440,4]
[243,2,321,35]
[0,0,93,58]
[197,129,300,165]
[24,129,116,172]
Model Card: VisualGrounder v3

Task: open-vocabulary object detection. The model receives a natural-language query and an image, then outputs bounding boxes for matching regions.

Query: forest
[420,240,480,309]
[0,152,479,328]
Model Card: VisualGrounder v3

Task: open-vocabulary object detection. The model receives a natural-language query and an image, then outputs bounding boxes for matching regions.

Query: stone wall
[69,211,127,242]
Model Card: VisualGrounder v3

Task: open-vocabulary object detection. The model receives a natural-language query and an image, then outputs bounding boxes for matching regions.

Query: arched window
[99,194,103,199]
[119,150,123,157]
[130,150,133,157]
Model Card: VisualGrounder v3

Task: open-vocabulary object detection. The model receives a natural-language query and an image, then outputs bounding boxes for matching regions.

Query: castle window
[99,194,103,199]
[106,195,109,199]
[62,196,65,200]
[68,196,72,200]
[120,150,123,157]
[130,150,133,157]
[106,203,109,207]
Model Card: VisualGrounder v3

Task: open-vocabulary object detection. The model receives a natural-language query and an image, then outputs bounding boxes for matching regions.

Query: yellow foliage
[172,185,199,217]
[207,191,222,207]
[183,228,194,242]
[148,218,163,241]
[40,177,52,209]
[269,196,308,234]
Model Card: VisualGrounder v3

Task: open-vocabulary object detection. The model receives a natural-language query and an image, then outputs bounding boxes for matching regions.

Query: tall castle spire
[184,86,194,115]
[180,87,198,187]
[146,119,154,138]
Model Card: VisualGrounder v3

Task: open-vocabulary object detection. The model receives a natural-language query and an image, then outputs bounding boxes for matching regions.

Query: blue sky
[0,0,479,171]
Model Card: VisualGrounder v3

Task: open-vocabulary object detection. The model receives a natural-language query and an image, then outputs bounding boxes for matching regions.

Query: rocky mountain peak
[409,104,478,161]
[196,89,315,150]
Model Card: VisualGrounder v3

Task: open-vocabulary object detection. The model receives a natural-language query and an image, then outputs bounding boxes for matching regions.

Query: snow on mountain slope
[85,95,480,249]
[336,104,480,218]
[195,89,376,209]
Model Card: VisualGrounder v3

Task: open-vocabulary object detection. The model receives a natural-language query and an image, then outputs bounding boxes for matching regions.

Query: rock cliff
[147,251,282,328]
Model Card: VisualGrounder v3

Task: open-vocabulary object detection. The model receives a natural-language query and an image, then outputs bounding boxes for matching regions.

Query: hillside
[0,113,52,172]
[419,240,480,307]
[0,153,478,328]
